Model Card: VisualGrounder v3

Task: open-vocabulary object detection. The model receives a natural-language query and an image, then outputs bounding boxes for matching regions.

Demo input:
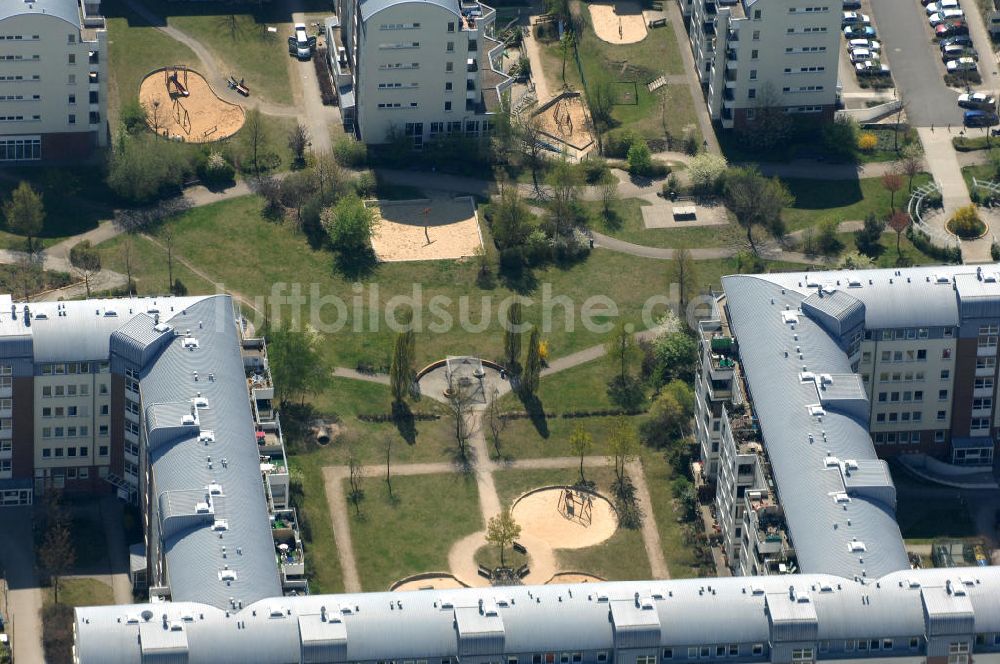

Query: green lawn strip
[782,174,932,231]
[289,455,344,594]
[97,233,217,296]
[593,198,744,249]
[44,578,114,607]
[639,448,701,578]
[475,543,528,570]
[347,472,483,591]
[0,265,73,296]
[166,4,295,104]
[140,195,696,368]
[103,0,201,121]
[962,162,994,191]
[834,231,939,267]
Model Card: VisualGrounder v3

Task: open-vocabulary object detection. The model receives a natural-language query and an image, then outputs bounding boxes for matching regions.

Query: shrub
[822,117,859,161]
[947,204,987,239]
[857,132,878,152]
[196,151,236,187]
[333,136,368,167]
[627,138,653,175]
[604,128,641,159]
[580,157,609,184]
[907,226,962,263]
[120,98,148,135]
[855,212,886,258]
[992,241,1000,261]
[355,170,377,198]
[687,152,728,196]
[106,135,195,204]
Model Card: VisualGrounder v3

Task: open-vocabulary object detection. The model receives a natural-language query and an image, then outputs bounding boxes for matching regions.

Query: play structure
[558,488,594,526]
[139,66,246,143]
[510,486,617,550]
[369,196,483,262]
[531,92,596,159]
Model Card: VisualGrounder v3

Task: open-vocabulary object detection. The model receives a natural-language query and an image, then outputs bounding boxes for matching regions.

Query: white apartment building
[684,0,839,129]
[330,0,512,145]
[0,0,107,162]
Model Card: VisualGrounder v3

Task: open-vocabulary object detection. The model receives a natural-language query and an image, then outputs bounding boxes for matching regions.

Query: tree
[723,166,793,254]
[652,330,698,386]
[120,98,148,135]
[882,170,904,213]
[280,169,318,224]
[266,322,332,405]
[389,317,416,404]
[161,226,176,293]
[521,328,542,396]
[69,240,101,297]
[38,496,75,606]
[740,83,792,152]
[485,509,522,568]
[855,212,886,258]
[447,372,475,458]
[606,321,638,383]
[321,195,376,251]
[383,433,394,498]
[668,245,696,316]
[569,423,593,483]
[900,144,923,192]
[11,254,42,302]
[599,169,618,219]
[120,235,135,295]
[492,179,531,250]
[588,77,616,131]
[486,386,508,458]
[503,299,524,375]
[607,416,639,491]
[546,158,583,237]
[687,153,728,196]
[627,138,653,176]
[244,108,266,177]
[558,31,575,85]
[347,450,363,516]
[888,210,911,260]
[546,0,570,20]
[3,181,44,252]
[639,380,694,448]
[313,151,345,201]
[515,114,545,191]
[288,123,311,165]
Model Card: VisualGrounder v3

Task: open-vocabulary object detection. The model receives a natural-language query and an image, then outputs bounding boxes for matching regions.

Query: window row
[788,5,830,10]
[873,431,925,444]
[41,383,107,397]
[784,46,827,53]
[42,404,109,417]
[41,362,109,375]
[380,22,420,29]
[782,85,824,93]
[41,445,91,457]
[0,34,40,40]
[0,115,40,122]
[875,411,923,423]
[877,348,931,363]
[0,94,40,101]
[41,425,91,438]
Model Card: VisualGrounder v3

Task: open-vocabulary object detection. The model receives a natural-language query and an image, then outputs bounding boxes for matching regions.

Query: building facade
[683,0,839,129]
[329,0,512,145]
[695,265,1000,576]
[0,0,108,162]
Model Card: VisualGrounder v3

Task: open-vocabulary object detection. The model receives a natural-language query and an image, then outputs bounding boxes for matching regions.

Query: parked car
[856,60,890,76]
[926,0,960,15]
[935,19,968,35]
[946,56,978,71]
[850,48,874,62]
[940,34,974,49]
[964,109,999,127]
[842,11,871,25]
[848,38,881,51]
[929,8,965,25]
[287,22,316,60]
[958,92,996,109]
[920,0,938,6]
[843,0,862,8]
[942,44,977,61]
[844,25,878,37]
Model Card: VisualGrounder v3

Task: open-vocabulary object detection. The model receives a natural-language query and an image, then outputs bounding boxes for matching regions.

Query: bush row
[357,412,441,422]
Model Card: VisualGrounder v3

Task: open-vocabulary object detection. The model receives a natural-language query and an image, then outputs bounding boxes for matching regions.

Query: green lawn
[45,578,114,607]
[834,231,940,268]
[112,194,741,370]
[166,4,295,104]
[346,472,483,591]
[104,0,200,122]
[782,174,932,231]
[98,233,217,296]
[538,3,698,142]
[594,198,743,249]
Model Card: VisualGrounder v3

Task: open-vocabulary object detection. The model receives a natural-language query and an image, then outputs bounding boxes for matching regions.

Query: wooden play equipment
[552,99,574,136]
[558,488,594,527]
[165,65,190,98]
[173,97,192,135]
[228,75,250,97]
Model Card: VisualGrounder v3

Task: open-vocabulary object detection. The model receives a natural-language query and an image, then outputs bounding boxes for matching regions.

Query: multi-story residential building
[328,0,512,145]
[695,265,1000,576]
[0,0,107,162]
[0,294,306,603]
[684,0,839,128]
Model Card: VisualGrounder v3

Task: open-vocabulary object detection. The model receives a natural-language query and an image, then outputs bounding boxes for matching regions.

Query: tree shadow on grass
[335,246,378,281]
[391,400,417,445]
[600,208,623,232]
[518,392,549,439]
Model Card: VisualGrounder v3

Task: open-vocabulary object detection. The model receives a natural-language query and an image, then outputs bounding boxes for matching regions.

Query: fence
[906,181,961,250]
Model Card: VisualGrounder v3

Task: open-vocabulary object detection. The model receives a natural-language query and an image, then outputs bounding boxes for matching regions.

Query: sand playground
[511,487,618,550]
[139,66,245,142]
[534,93,596,156]
[370,197,484,262]
[589,2,648,44]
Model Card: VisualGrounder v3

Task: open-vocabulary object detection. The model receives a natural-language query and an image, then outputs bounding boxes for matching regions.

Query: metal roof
[0,0,81,28]
[74,568,1000,664]
[359,0,459,22]
[722,274,909,580]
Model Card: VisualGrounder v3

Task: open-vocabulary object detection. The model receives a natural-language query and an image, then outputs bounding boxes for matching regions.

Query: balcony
[262,441,289,510]
[257,419,285,456]
[977,344,997,357]
[272,508,307,591]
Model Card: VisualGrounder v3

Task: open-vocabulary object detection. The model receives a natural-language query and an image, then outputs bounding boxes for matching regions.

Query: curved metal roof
[0,0,81,29]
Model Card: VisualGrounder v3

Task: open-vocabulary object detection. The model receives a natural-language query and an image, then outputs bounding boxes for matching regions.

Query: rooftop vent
[213,519,229,532]
[207,483,223,496]
[847,279,862,288]
[848,540,867,553]
[34,312,48,320]
[269,606,287,618]
[824,456,839,468]
[781,311,799,325]
[195,501,210,514]
[125,615,140,624]
[103,310,118,317]
[153,323,171,333]
[844,459,859,471]
[182,414,196,426]
[199,430,215,443]
[219,570,237,582]
[182,336,199,349]
[807,405,826,417]
[935,275,951,284]
[833,492,851,504]
[193,396,209,409]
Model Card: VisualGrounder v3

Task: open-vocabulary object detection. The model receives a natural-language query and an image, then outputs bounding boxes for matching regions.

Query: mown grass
[45,578,114,607]
[783,174,933,231]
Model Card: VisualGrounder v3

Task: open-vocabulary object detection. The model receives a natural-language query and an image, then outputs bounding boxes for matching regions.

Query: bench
[648,18,667,27]
[478,565,492,579]
[672,205,697,220]
[513,541,527,555]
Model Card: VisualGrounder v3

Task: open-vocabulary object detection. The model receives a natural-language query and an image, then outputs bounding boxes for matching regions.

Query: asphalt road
[869,0,965,126]
[0,507,43,664]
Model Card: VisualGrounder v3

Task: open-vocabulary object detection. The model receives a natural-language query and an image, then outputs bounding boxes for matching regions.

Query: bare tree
[347,451,364,516]
[244,108,265,177]
[12,254,42,302]
[900,144,922,192]
[161,226,176,294]
[69,240,101,298]
[383,433,394,498]
[668,245,697,315]
[147,99,164,136]
[288,123,311,166]
[447,374,476,459]
[600,169,618,220]
[486,386,508,458]
[121,235,135,295]
[515,113,545,192]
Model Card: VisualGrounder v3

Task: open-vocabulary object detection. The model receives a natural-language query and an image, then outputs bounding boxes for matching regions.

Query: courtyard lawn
[782,174,932,231]
[116,194,729,370]
[593,198,744,250]
[346,472,483,591]
[165,3,295,104]
[103,0,200,122]
[98,233,217,296]
[45,578,114,607]
[834,231,941,267]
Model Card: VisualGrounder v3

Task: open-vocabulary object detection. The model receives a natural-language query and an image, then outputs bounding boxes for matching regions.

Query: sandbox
[139,66,245,142]
[533,92,596,157]
[511,486,617,550]
[589,2,648,44]
[391,572,468,592]
[369,197,483,262]
[547,572,607,584]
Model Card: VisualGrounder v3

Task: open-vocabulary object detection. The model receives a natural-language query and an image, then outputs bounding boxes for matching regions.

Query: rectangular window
[688,648,698,659]
[447,21,455,31]
[939,389,948,400]
[42,448,50,458]
[637,657,655,664]
[662,649,673,660]
[751,645,763,657]
[717,647,726,657]
[68,53,75,64]
[99,445,108,456]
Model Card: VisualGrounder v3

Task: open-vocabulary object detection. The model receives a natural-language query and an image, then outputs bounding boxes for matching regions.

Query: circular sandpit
[139,66,245,142]
[510,486,617,550]
[390,573,468,592]
[547,572,607,584]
